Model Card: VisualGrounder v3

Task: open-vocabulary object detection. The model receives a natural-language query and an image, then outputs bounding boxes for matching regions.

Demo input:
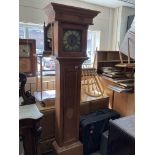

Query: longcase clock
[44,3,99,155]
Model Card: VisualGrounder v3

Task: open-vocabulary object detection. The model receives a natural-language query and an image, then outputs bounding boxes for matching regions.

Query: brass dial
[63,29,82,52]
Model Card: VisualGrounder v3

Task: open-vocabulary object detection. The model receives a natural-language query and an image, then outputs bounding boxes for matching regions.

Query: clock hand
[22,49,28,53]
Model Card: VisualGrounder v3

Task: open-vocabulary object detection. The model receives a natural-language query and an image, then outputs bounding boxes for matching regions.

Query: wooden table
[19,104,43,155]
[99,75,135,116]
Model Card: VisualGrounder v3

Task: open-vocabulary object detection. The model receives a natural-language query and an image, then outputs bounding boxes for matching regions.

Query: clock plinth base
[52,140,83,155]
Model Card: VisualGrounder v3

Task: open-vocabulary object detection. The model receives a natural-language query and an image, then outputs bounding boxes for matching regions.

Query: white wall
[112,6,135,50]
[19,0,115,50]
[112,7,122,50]
[120,6,135,44]
[19,0,47,24]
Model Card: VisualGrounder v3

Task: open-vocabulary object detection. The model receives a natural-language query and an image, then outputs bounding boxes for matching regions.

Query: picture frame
[19,39,36,76]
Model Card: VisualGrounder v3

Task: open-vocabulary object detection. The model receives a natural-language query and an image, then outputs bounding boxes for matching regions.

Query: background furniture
[99,75,134,116]
[19,39,36,77]
[35,53,55,106]
[44,23,52,52]
[96,51,134,74]
[107,115,135,155]
[36,102,55,154]
[96,50,134,116]
[19,104,43,155]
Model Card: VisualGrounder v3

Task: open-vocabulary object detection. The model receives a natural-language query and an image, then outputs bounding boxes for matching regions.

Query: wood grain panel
[63,66,79,144]
[113,92,135,116]
[99,76,135,116]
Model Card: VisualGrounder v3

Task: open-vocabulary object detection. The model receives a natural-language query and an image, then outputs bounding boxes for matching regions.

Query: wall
[19,0,115,50]
[112,6,135,50]
[120,6,135,44]
[112,7,122,50]
[19,0,47,24]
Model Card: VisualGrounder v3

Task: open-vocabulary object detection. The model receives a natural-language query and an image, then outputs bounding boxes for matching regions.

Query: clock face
[19,44,30,57]
[63,29,82,52]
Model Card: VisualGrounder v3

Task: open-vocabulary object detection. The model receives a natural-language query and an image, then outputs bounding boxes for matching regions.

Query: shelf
[97,51,119,53]
[115,63,135,68]
[98,60,134,63]
[108,85,133,93]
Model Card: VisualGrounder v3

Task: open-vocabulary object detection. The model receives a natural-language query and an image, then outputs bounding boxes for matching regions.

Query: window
[84,30,100,67]
[19,26,25,39]
[19,23,44,55]
[19,23,101,75]
[28,26,44,55]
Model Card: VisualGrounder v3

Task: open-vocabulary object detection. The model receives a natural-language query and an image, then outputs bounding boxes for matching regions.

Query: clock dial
[63,29,82,52]
[19,45,30,57]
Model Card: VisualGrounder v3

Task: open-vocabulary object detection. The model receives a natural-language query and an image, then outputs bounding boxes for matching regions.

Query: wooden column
[44,3,99,155]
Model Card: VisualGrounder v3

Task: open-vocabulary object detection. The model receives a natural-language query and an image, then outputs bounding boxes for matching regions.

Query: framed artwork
[19,39,36,76]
